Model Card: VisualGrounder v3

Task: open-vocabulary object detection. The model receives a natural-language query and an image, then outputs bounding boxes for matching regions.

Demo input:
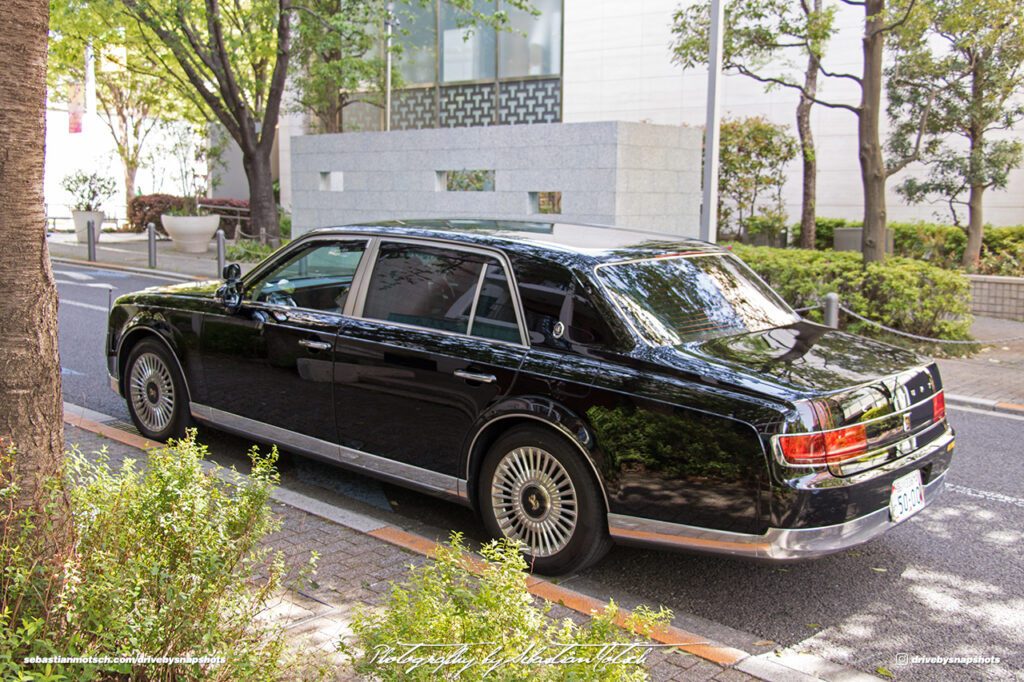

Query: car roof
[305,219,725,267]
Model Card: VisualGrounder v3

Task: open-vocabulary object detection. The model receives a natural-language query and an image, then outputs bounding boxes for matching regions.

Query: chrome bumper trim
[609,460,949,561]
[189,402,470,503]
[109,374,120,396]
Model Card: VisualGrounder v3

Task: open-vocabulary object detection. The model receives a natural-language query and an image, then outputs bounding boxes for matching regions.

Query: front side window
[596,253,798,346]
[248,240,366,312]
[362,243,520,342]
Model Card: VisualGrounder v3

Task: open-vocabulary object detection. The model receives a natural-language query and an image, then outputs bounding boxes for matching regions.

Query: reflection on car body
[106,219,954,574]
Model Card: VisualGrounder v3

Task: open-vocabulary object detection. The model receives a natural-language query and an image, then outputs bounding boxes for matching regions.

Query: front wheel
[124,338,191,441]
[478,426,611,575]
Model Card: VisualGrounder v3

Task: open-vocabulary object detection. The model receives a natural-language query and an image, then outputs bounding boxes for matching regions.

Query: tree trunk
[0,1,67,513]
[859,0,888,264]
[124,163,138,202]
[962,57,986,271]
[242,145,281,246]
[797,43,820,250]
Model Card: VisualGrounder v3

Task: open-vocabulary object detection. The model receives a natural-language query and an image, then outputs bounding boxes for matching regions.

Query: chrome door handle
[454,369,496,384]
[299,338,331,351]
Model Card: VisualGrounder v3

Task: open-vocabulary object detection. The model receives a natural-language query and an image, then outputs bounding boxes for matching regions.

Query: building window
[530,191,561,214]
[396,1,437,85]
[440,169,496,191]
[440,0,497,82]
[499,0,561,78]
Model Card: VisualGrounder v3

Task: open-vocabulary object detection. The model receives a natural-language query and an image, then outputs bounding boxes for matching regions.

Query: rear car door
[333,240,527,478]
[198,238,368,443]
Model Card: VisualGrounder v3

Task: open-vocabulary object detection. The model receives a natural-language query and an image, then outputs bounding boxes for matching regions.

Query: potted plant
[160,199,221,253]
[62,170,116,243]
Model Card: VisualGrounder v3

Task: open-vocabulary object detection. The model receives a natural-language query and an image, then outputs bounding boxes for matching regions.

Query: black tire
[124,338,191,441]
[478,426,612,575]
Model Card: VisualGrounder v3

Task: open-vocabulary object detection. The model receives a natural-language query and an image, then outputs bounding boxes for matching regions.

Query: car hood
[657,321,928,397]
[117,279,223,303]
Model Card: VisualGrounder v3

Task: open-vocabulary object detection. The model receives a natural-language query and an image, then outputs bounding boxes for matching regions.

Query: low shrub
[731,244,973,342]
[791,217,854,251]
[226,239,286,263]
[891,221,966,267]
[1,433,314,681]
[127,193,192,234]
[344,532,672,681]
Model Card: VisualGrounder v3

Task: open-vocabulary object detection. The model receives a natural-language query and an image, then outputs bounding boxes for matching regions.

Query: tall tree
[886,0,1024,270]
[673,0,835,249]
[48,0,183,199]
[292,0,388,134]
[119,0,293,244]
[0,1,67,516]
[674,0,924,262]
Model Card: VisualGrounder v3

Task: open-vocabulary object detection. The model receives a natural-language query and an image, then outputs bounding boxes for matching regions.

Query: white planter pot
[161,214,221,253]
[72,210,105,244]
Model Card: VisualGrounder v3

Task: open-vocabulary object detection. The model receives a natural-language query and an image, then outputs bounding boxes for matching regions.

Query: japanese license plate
[890,469,925,523]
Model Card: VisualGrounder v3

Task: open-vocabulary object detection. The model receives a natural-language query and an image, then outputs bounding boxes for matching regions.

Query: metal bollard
[216,229,226,276]
[824,292,839,328]
[147,222,157,268]
[87,220,97,261]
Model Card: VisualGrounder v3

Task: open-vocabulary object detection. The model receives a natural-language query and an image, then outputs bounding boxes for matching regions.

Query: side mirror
[222,263,242,282]
[219,263,243,313]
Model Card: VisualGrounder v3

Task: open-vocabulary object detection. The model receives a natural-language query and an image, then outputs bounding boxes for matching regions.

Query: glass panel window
[440,0,496,82]
[249,241,367,312]
[596,254,799,345]
[470,263,519,342]
[499,0,561,78]
[363,243,488,334]
[395,1,437,85]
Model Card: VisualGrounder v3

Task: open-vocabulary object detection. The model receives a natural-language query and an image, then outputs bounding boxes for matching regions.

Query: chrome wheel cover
[490,446,578,557]
[128,352,176,434]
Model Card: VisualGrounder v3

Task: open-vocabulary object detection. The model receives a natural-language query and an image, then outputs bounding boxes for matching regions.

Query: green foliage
[292,0,389,134]
[345,532,671,681]
[60,170,116,212]
[791,217,855,251]
[128,193,190,233]
[731,244,973,342]
[227,240,284,263]
[1,433,311,681]
[717,116,798,240]
[890,221,967,266]
[886,0,1024,260]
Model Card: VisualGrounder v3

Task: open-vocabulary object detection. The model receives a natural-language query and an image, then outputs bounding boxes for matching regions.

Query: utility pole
[700,0,725,243]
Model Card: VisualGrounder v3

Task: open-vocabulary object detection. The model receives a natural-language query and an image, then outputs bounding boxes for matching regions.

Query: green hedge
[731,244,973,341]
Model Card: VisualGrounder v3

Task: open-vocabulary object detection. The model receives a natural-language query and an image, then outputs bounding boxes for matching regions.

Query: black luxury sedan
[106,220,954,574]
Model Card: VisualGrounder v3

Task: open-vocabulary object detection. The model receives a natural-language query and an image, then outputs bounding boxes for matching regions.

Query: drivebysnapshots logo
[893,652,1001,667]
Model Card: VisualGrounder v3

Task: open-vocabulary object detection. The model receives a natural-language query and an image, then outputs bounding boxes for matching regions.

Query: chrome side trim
[608,467,948,561]
[109,373,120,397]
[465,412,610,510]
[189,403,469,503]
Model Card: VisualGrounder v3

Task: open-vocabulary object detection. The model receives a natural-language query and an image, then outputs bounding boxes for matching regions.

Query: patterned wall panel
[341,100,382,133]
[439,83,496,127]
[392,87,437,130]
[498,78,561,125]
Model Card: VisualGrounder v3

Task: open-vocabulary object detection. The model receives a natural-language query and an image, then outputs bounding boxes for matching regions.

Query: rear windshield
[595,253,798,345]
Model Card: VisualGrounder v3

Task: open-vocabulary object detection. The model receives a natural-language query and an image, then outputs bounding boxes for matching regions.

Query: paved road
[55,263,186,421]
[57,264,1023,681]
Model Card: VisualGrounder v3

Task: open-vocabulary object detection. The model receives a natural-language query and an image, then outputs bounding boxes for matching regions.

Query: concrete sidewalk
[49,228,1024,415]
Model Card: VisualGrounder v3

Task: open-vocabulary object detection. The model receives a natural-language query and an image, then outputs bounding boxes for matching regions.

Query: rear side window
[515,259,616,350]
[362,242,521,343]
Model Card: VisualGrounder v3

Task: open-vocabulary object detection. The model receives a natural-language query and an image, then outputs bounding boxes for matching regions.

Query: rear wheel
[124,338,191,441]
[478,426,611,575]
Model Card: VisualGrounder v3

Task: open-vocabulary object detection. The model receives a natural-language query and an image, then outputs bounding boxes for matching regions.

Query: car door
[198,238,369,444]
[332,240,527,478]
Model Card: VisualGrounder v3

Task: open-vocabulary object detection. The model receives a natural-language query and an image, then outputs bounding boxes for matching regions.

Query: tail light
[778,424,868,466]
[932,390,946,423]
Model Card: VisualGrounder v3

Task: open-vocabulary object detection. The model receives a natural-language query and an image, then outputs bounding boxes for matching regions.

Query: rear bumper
[608,429,952,560]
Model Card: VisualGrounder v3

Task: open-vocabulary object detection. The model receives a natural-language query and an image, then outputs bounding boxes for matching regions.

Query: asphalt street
[57,262,1023,681]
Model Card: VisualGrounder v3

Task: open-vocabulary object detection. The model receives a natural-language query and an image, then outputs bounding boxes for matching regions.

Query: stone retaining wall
[970,274,1024,320]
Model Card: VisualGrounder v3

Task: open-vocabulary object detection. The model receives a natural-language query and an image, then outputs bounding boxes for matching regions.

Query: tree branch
[873,0,918,37]
[733,64,861,114]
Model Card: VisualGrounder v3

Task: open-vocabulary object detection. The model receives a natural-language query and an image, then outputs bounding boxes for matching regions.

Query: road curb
[60,410,760,675]
[946,393,1024,417]
[52,256,204,281]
